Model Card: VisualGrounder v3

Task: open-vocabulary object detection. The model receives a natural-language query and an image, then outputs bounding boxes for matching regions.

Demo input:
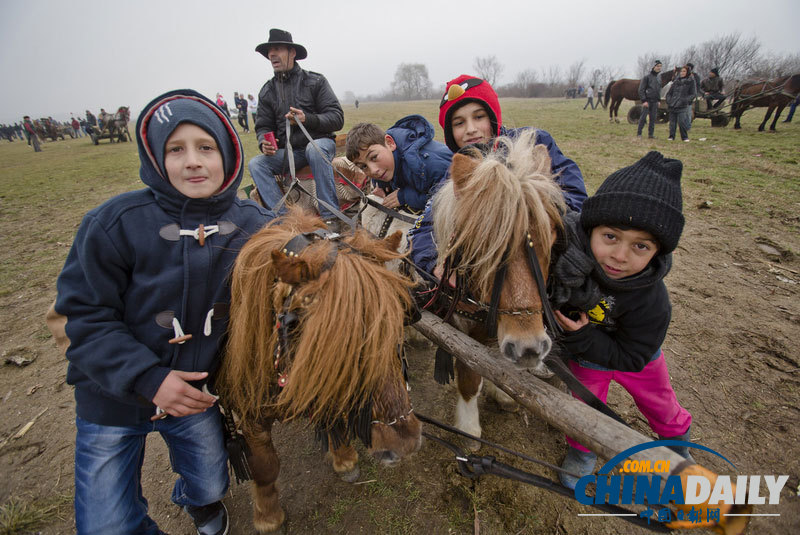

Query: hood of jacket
[387,114,436,178]
[135,89,245,219]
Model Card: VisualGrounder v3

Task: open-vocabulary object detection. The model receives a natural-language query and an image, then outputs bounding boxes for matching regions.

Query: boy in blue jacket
[345,115,452,213]
[408,75,588,275]
[55,89,270,535]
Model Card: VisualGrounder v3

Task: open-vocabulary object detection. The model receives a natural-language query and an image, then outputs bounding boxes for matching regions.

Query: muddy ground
[1,109,799,534]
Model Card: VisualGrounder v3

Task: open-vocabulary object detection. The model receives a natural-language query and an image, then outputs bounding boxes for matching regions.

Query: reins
[272,117,368,232]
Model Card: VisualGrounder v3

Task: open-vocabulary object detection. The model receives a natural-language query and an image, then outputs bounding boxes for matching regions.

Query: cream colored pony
[431,130,565,446]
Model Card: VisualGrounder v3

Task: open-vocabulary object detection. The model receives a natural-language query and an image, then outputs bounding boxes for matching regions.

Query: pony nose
[501,336,552,363]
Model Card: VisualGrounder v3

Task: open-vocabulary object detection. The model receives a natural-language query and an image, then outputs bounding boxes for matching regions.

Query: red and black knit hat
[438,75,502,152]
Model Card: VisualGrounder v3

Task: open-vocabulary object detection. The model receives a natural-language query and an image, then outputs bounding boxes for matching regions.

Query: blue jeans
[248,137,338,219]
[669,106,692,140]
[74,408,229,535]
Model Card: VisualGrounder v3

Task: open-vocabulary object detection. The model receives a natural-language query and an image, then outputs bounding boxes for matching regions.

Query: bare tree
[593,65,626,87]
[473,55,505,86]
[391,63,433,100]
[680,32,761,80]
[566,59,586,88]
[637,53,674,77]
[513,69,539,97]
[745,52,800,79]
[542,64,563,87]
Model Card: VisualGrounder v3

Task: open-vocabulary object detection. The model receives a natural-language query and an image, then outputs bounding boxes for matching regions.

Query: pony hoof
[339,466,360,483]
[495,399,519,413]
[254,510,286,534]
[464,438,481,452]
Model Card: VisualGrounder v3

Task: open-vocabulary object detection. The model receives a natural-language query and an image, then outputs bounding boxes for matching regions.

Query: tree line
[347,32,799,102]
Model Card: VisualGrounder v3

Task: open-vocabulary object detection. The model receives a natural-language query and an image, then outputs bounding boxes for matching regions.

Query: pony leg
[243,420,286,534]
[483,380,517,413]
[455,359,483,451]
[326,442,360,482]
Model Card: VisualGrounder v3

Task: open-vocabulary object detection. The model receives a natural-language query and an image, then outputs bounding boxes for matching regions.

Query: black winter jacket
[638,71,662,102]
[557,214,674,372]
[666,75,697,109]
[255,64,343,151]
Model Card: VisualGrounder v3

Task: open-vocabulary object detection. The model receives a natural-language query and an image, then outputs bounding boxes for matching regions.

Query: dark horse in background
[730,73,800,131]
[604,69,676,123]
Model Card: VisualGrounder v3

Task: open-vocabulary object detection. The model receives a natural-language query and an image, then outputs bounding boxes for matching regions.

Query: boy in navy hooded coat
[345,115,452,213]
[55,89,270,535]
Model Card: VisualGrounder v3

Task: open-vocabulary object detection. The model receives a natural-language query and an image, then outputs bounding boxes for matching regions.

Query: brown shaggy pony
[431,130,565,448]
[218,209,422,533]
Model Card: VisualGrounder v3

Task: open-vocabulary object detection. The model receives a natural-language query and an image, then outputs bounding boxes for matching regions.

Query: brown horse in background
[731,73,800,131]
[604,69,676,123]
[218,209,421,534]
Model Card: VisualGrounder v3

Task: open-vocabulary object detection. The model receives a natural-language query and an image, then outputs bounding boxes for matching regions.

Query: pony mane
[219,209,414,427]
[432,130,566,297]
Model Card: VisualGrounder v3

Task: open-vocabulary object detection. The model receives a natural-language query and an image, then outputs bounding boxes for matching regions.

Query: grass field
[1,97,798,534]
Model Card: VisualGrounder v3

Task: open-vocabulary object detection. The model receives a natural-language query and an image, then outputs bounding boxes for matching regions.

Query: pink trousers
[566,353,692,452]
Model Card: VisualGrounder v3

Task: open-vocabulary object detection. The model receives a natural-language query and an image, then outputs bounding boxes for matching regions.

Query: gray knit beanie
[145,97,235,180]
[580,151,684,255]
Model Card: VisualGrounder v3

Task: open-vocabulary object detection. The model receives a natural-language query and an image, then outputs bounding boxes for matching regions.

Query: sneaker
[648,135,655,139]
[559,447,597,490]
[185,501,229,535]
[683,138,690,142]
[667,137,674,141]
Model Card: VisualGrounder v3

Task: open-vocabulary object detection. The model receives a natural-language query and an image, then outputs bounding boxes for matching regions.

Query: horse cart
[88,107,131,144]
[626,97,730,127]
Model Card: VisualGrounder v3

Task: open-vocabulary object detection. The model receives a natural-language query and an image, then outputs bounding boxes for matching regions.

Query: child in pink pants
[551,151,693,489]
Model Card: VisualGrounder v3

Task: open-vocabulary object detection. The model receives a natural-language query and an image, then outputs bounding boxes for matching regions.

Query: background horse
[218,209,422,534]
[430,130,565,447]
[605,69,676,123]
[97,106,130,142]
[731,73,800,131]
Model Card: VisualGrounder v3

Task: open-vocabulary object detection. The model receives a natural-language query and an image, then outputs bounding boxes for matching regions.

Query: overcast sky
[1,0,797,124]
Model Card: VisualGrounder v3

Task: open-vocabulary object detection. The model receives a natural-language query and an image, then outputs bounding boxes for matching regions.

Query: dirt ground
[2,133,799,533]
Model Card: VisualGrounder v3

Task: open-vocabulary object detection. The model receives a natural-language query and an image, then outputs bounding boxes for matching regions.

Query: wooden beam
[412,311,687,475]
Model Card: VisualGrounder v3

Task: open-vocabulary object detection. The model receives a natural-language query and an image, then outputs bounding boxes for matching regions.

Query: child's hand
[151,370,217,421]
[555,310,589,332]
[382,190,400,209]
[371,187,386,199]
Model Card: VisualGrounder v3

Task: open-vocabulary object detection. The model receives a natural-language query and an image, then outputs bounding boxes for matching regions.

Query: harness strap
[418,413,671,533]
[363,196,419,226]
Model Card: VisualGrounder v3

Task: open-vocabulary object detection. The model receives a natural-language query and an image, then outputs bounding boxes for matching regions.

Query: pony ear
[450,153,481,191]
[271,250,315,284]
[383,230,403,252]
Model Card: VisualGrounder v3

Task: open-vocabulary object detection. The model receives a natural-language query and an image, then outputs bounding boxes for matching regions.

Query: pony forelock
[219,209,415,427]
[433,130,565,298]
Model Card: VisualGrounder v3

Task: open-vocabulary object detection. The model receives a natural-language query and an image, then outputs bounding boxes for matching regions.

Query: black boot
[659,427,695,463]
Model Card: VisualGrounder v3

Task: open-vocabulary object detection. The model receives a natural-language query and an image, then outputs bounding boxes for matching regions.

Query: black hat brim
[255,41,307,61]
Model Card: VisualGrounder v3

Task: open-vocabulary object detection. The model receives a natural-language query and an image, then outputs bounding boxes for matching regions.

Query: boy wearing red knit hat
[409,75,588,275]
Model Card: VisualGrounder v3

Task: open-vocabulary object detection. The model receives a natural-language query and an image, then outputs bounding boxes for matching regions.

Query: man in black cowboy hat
[249,28,344,230]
